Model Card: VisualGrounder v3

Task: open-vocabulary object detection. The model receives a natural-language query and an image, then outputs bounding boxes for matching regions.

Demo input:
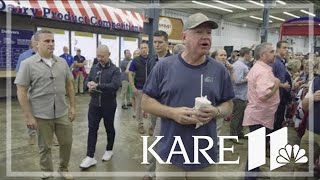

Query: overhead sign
[0,0,144,32]
[159,17,173,36]
[159,16,183,41]
[0,28,33,69]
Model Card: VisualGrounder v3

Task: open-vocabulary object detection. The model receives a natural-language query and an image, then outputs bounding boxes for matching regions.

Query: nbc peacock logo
[247,127,309,171]
[276,144,308,164]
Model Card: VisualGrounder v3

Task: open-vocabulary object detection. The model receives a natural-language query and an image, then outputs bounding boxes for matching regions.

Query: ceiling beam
[165,6,223,20]
[305,0,320,8]
[223,6,306,20]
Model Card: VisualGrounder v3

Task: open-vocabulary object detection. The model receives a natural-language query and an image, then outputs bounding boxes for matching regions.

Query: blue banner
[0,28,33,69]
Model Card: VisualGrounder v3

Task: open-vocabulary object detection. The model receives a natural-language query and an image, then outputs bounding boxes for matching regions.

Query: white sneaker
[102,151,113,161]
[58,171,74,180]
[79,156,97,168]
[41,172,53,179]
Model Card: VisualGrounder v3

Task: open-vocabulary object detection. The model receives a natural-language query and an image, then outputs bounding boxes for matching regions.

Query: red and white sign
[1,0,144,32]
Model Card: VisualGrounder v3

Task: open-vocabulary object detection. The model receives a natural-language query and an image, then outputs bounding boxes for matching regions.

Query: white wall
[270,31,310,54]
[268,31,280,46]
[214,21,260,50]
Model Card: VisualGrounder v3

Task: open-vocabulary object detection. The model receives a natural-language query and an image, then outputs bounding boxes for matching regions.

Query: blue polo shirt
[15,49,36,72]
[143,54,234,170]
[272,56,287,101]
[60,53,74,67]
[232,59,249,101]
[272,56,286,83]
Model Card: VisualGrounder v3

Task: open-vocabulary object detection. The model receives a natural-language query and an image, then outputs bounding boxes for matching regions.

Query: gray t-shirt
[143,54,234,170]
[232,59,249,101]
[120,59,130,81]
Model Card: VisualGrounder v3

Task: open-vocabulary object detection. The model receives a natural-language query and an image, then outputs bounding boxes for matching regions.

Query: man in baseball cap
[182,12,219,60]
[141,12,234,179]
[184,12,218,30]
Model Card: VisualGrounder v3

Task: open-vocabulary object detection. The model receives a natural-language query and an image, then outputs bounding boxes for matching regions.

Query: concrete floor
[0,90,307,180]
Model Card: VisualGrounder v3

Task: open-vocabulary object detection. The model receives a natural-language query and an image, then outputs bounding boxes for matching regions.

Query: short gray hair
[173,44,185,55]
[97,44,110,54]
[34,30,53,41]
[254,42,272,60]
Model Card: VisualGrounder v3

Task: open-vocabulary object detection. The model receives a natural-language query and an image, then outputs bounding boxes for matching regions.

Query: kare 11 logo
[142,127,308,171]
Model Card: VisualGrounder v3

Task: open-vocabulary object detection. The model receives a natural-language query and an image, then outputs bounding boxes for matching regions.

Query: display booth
[280,17,320,39]
[279,17,320,54]
[0,0,144,97]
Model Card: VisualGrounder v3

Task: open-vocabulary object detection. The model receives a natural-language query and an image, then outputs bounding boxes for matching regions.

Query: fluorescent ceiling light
[215,0,247,10]
[247,0,264,7]
[283,12,300,18]
[269,15,285,21]
[192,1,233,12]
[250,16,263,20]
[276,0,286,5]
[250,16,273,22]
[300,10,316,17]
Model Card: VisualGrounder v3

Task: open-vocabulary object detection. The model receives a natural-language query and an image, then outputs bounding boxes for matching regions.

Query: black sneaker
[239,133,248,139]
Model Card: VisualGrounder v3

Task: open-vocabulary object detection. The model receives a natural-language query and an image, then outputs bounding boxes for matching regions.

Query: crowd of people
[13,12,319,180]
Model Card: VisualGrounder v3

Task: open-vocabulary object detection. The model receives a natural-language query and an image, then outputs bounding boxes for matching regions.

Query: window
[71,31,97,70]
[120,37,138,60]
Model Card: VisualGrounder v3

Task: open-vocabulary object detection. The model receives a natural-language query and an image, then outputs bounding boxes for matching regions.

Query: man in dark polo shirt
[146,30,172,136]
[129,42,150,134]
[143,30,172,180]
[272,41,291,131]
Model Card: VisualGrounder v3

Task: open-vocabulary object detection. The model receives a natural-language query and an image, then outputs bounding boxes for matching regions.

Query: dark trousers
[274,102,286,131]
[244,124,272,180]
[230,99,247,136]
[86,103,116,158]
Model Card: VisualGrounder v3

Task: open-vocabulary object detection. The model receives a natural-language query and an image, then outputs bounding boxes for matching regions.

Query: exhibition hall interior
[1,0,320,179]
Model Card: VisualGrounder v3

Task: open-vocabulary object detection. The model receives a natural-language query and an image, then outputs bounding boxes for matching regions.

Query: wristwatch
[215,107,221,118]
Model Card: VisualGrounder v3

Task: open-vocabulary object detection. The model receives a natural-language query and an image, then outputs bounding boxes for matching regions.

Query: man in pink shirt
[243,42,280,129]
[243,42,280,180]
